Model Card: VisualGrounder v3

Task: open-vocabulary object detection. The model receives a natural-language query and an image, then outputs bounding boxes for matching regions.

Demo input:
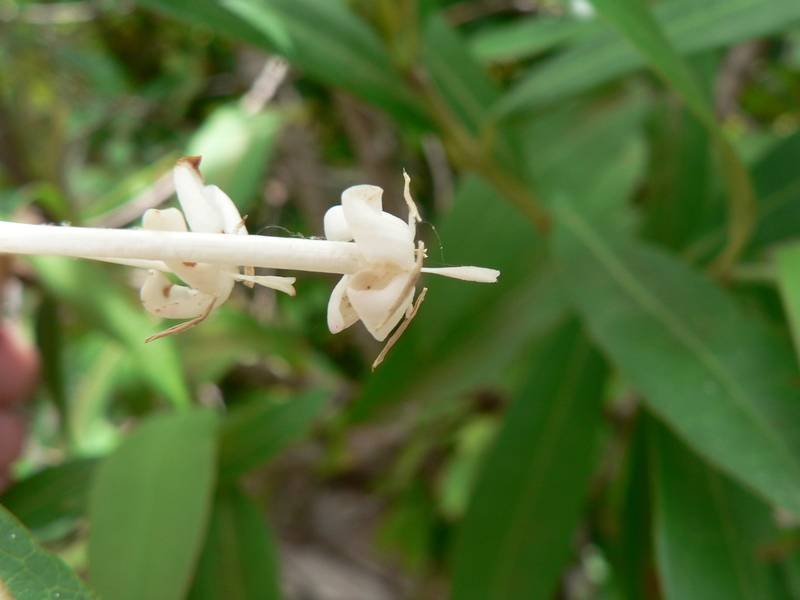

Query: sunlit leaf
[88,410,218,600]
[0,504,98,600]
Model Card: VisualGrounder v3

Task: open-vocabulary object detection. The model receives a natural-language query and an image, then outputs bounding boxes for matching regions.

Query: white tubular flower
[324,173,500,358]
[0,159,499,362]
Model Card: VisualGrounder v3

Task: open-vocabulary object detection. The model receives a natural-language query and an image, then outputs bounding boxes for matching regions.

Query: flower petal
[421,266,500,283]
[173,156,226,234]
[327,275,359,334]
[141,270,217,319]
[341,185,415,270]
[232,273,297,296]
[142,207,188,232]
[346,267,416,341]
[206,185,248,235]
[323,206,353,242]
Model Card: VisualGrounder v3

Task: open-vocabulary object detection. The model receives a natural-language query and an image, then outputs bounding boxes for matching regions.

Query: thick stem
[0,222,367,275]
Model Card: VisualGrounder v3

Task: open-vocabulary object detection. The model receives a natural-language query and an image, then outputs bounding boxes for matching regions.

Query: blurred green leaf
[496,0,800,114]
[88,410,218,600]
[35,294,69,431]
[187,485,281,600]
[219,389,327,481]
[186,104,285,214]
[0,504,98,600]
[689,129,800,261]
[1,458,99,543]
[451,317,607,600]
[776,240,800,363]
[421,15,501,135]
[30,257,193,410]
[554,203,800,516]
[651,419,776,600]
[470,15,594,63]
[579,0,753,270]
[641,94,717,250]
[218,0,428,125]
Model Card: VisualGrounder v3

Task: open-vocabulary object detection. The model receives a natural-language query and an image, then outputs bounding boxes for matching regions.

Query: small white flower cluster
[0,157,499,366]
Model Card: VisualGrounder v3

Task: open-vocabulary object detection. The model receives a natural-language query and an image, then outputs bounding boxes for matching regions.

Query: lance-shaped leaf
[88,410,218,600]
[553,203,800,516]
[451,318,607,600]
[650,419,776,600]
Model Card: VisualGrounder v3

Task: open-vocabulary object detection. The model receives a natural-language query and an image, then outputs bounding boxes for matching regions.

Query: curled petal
[174,157,245,234]
[421,266,500,283]
[347,267,416,341]
[327,276,359,334]
[141,270,217,319]
[142,208,188,232]
[341,185,415,270]
[323,206,353,242]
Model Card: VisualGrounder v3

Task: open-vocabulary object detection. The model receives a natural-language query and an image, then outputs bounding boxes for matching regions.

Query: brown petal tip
[177,155,202,169]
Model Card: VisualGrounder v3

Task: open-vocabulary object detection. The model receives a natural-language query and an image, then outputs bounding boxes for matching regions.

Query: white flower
[0,158,498,361]
[324,173,499,349]
[138,156,296,340]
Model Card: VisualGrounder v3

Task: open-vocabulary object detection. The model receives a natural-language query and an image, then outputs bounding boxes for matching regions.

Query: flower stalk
[0,222,366,275]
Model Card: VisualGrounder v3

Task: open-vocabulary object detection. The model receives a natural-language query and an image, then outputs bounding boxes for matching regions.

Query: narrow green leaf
[218,0,428,125]
[580,0,754,270]
[0,504,99,600]
[641,93,717,250]
[688,128,800,261]
[497,0,800,114]
[187,485,281,600]
[651,419,776,600]
[88,410,218,600]
[30,257,193,410]
[554,204,800,515]
[1,459,99,543]
[776,241,800,364]
[219,390,327,481]
[420,15,501,135]
[451,318,607,600]
[470,15,594,63]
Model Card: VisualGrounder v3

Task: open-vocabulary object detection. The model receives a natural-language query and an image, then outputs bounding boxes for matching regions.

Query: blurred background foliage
[2,0,800,599]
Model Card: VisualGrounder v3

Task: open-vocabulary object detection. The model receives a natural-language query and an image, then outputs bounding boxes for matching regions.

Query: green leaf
[688,128,800,261]
[579,0,753,270]
[553,203,800,516]
[1,459,99,543]
[451,318,607,600]
[650,418,776,600]
[641,93,717,250]
[30,257,193,410]
[0,504,99,600]
[219,389,327,481]
[421,15,501,135]
[497,0,800,114]
[776,241,800,363]
[187,485,281,600]
[185,104,285,214]
[470,15,594,63]
[350,175,566,421]
[218,0,427,125]
[88,410,218,600]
